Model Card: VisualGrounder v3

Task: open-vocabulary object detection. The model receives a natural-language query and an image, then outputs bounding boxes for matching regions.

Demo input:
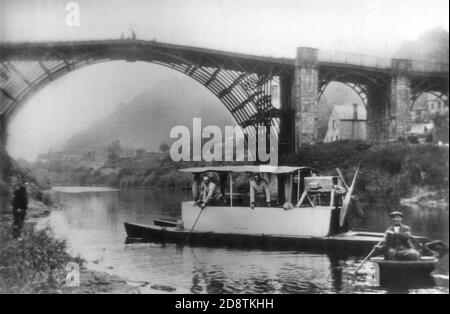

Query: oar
[354,239,383,275]
[339,163,360,227]
[184,205,206,244]
[336,168,350,189]
[410,236,438,256]
[425,240,449,255]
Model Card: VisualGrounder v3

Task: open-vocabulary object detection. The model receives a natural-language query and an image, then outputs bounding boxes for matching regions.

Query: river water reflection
[43,187,449,294]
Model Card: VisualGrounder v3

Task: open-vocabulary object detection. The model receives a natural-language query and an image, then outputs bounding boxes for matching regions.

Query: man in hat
[250,173,271,209]
[375,211,420,261]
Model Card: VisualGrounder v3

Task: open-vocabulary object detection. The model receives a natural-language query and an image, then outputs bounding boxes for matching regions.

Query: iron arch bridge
[0,40,294,129]
[0,39,448,150]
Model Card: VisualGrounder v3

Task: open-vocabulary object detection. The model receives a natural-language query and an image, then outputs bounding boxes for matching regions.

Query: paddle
[339,163,360,227]
[410,236,439,256]
[425,240,449,255]
[336,168,350,190]
[184,204,206,244]
[354,239,384,275]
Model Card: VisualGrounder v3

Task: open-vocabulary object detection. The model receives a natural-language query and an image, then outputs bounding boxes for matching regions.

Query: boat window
[225,173,250,206]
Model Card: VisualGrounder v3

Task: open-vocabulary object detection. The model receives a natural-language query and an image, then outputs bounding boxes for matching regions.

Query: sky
[2,0,449,160]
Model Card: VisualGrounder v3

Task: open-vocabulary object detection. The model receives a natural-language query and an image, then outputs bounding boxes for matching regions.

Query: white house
[324,103,367,142]
[411,94,448,122]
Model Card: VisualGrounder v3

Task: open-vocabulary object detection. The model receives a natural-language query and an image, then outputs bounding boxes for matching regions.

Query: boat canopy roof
[179,165,318,174]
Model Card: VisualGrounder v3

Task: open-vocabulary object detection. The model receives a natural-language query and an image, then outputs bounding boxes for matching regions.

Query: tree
[159,143,170,154]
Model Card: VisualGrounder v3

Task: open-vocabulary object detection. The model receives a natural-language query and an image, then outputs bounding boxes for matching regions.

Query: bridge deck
[1,39,448,77]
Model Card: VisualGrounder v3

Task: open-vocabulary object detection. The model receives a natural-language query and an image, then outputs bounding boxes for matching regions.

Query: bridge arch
[0,43,281,132]
[317,68,390,109]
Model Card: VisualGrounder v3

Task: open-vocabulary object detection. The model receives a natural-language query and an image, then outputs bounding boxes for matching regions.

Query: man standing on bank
[375,211,421,261]
[250,173,271,209]
[12,181,29,238]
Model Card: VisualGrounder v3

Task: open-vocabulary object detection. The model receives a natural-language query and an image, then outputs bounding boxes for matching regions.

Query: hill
[65,77,236,152]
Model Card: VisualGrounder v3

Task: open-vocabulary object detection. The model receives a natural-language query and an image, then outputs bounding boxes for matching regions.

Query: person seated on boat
[375,211,421,261]
[250,173,271,209]
[332,184,347,195]
[197,175,224,208]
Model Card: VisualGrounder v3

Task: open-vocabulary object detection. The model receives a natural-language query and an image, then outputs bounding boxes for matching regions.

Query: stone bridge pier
[294,47,319,148]
[278,47,319,153]
[388,59,413,141]
[367,59,414,142]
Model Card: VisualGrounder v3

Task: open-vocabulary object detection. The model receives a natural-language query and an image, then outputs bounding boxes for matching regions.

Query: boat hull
[124,222,392,253]
[370,257,438,286]
[181,202,333,237]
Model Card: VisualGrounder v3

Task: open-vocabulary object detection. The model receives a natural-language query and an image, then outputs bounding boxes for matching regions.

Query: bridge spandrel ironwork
[0,40,291,132]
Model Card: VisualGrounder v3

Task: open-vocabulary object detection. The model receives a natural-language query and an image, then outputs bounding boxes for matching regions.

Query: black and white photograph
[0,0,448,298]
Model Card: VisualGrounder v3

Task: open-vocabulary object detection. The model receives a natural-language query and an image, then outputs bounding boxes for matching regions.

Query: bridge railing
[410,60,449,74]
[318,50,391,69]
[318,50,449,74]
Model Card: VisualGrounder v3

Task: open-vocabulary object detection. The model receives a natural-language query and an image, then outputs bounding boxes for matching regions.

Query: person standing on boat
[250,173,271,209]
[375,211,421,261]
[198,175,224,208]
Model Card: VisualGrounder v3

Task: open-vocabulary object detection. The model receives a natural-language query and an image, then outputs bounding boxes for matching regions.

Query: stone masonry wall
[389,75,412,141]
[294,48,319,150]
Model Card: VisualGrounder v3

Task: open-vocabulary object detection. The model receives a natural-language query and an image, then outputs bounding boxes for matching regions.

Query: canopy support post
[229,172,233,207]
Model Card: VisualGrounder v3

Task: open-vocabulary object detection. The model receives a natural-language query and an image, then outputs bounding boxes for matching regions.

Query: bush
[407,135,419,144]
[281,141,448,202]
[0,226,83,293]
[0,179,10,198]
[281,140,372,171]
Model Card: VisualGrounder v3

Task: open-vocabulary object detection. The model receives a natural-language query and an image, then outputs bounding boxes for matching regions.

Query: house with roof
[411,94,448,123]
[324,103,367,142]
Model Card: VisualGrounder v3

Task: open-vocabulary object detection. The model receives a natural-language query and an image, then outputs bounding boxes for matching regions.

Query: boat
[369,256,438,285]
[124,165,429,252]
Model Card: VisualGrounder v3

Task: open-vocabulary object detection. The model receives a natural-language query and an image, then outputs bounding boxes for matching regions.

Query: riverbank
[26,142,449,210]
[0,198,140,294]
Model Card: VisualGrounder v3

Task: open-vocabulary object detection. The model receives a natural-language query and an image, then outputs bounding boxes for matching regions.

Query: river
[41,187,449,294]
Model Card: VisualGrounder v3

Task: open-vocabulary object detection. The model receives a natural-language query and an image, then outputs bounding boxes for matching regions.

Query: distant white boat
[52,186,119,193]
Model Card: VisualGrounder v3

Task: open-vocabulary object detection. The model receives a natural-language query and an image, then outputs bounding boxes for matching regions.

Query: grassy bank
[0,199,139,294]
[0,224,80,293]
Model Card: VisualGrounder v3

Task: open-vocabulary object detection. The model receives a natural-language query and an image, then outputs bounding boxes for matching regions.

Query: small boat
[370,256,438,285]
[124,165,429,253]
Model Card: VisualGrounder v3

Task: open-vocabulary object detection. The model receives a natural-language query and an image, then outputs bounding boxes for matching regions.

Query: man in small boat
[197,175,224,208]
[375,211,421,261]
[250,173,271,209]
